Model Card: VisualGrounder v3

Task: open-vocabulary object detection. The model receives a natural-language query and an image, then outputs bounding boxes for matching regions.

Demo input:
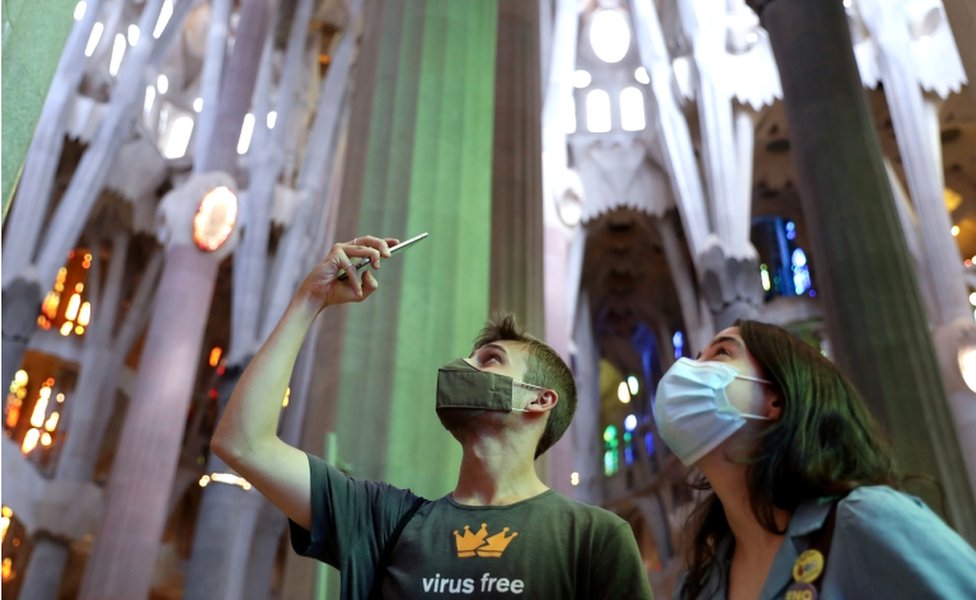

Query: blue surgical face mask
[653,357,772,465]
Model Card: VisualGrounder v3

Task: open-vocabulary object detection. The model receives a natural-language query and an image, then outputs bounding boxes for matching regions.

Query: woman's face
[697,326,771,419]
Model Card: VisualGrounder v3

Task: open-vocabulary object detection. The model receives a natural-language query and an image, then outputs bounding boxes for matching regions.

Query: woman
[653,320,976,599]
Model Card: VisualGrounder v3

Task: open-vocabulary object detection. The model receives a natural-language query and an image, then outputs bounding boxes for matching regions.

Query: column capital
[31,480,104,541]
[698,240,762,329]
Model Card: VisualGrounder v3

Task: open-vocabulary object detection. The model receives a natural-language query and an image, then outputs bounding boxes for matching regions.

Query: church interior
[3,0,975,597]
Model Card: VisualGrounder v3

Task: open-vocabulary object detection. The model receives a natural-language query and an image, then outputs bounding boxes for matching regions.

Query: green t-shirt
[290,453,653,599]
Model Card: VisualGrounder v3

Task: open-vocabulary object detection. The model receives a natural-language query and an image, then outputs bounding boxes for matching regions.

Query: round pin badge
[791,549,825,583]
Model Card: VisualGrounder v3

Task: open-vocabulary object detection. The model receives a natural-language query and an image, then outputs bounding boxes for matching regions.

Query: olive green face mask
[435,357,546,413]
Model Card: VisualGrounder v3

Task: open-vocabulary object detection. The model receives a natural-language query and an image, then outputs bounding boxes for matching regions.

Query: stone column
[490,0,545,335]
[540,0,580,495]
[17,479,101,600]
[79,172,240,599]
[857,0,976,492]
[748,0,976,542]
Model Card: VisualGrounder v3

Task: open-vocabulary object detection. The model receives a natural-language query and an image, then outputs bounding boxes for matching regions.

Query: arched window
[751,217,816,300]
[672,331,685,359]
[586,89,611,133]
[589,9,630,63]
[620,87,645,131]
[623,414,638,466]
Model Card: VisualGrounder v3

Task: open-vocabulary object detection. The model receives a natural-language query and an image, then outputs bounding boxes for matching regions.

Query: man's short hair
[472,313,577,458]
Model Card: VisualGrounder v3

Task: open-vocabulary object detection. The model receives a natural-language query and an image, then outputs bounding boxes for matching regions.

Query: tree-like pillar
[748,0,976,542]
[857,0,976,492]
[490,0,545,334]
[79,173,240,598]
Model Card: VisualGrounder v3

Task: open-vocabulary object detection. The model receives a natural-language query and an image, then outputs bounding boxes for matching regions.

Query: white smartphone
[337,232,429,281]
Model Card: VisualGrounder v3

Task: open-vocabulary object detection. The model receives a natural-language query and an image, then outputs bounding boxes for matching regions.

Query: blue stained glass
[672,331,684,359]
[644,431,655,456]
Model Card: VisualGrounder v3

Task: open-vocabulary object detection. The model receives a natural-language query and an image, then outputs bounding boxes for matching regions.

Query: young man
[212,235,653,599]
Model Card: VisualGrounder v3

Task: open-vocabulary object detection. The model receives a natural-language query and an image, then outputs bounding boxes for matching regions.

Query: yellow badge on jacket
[785,549,825,600]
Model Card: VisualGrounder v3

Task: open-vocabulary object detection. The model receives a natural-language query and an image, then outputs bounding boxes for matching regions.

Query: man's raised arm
[210,236,394,530]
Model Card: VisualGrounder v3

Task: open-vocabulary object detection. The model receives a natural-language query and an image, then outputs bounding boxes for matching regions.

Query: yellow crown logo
[452,523,518,558]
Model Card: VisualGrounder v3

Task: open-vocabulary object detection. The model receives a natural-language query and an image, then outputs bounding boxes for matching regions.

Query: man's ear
[526,389,558,413]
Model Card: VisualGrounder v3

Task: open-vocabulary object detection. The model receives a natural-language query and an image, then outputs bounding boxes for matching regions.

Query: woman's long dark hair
[680,320,901,599]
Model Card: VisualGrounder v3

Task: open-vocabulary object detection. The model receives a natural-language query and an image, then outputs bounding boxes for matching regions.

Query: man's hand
[297,235,399,310]
[212,235,398,530]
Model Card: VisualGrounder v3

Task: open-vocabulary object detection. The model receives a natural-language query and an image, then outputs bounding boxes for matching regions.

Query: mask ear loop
[734,373,772,385]
[512,381,547,412]
[737,374,780,421]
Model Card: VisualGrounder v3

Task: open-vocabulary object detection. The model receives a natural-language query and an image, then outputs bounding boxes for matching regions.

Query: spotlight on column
[192,186,238,252]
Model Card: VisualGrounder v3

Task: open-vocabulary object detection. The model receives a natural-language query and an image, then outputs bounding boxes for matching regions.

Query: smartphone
[337,232,429,281]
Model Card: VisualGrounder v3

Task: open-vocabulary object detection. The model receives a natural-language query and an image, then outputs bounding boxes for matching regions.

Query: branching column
[749,0,976,542]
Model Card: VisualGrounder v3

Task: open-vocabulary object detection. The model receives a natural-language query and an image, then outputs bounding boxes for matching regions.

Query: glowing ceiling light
[127,24,141,46]
[85,22,104,57]
[634,67,649,85]
[959,346,976,394]
[109,33,127,76]
[570,472,580,486]
[154,0,173,39]
[193,97,204,112]
[78,301,92,326]
[157,74,169,94]
[617,381,631,404]
[193,186,239,252]
[951,225,960,237]
[30,388,52,428]
[45,412,60,432]
[201,472,253,491]
[65,293,82,321]
[74,1,87,21]
[0,507,10,544]
[237,113,256,154]
[144,85,156,116]
[266,110,278,129]
[626,375,639,396]
[21,429,41,454]
[162,115,195,159]
[624,413,638,432]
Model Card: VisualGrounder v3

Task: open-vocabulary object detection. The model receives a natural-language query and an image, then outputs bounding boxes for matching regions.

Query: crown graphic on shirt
[452,523,519,558]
